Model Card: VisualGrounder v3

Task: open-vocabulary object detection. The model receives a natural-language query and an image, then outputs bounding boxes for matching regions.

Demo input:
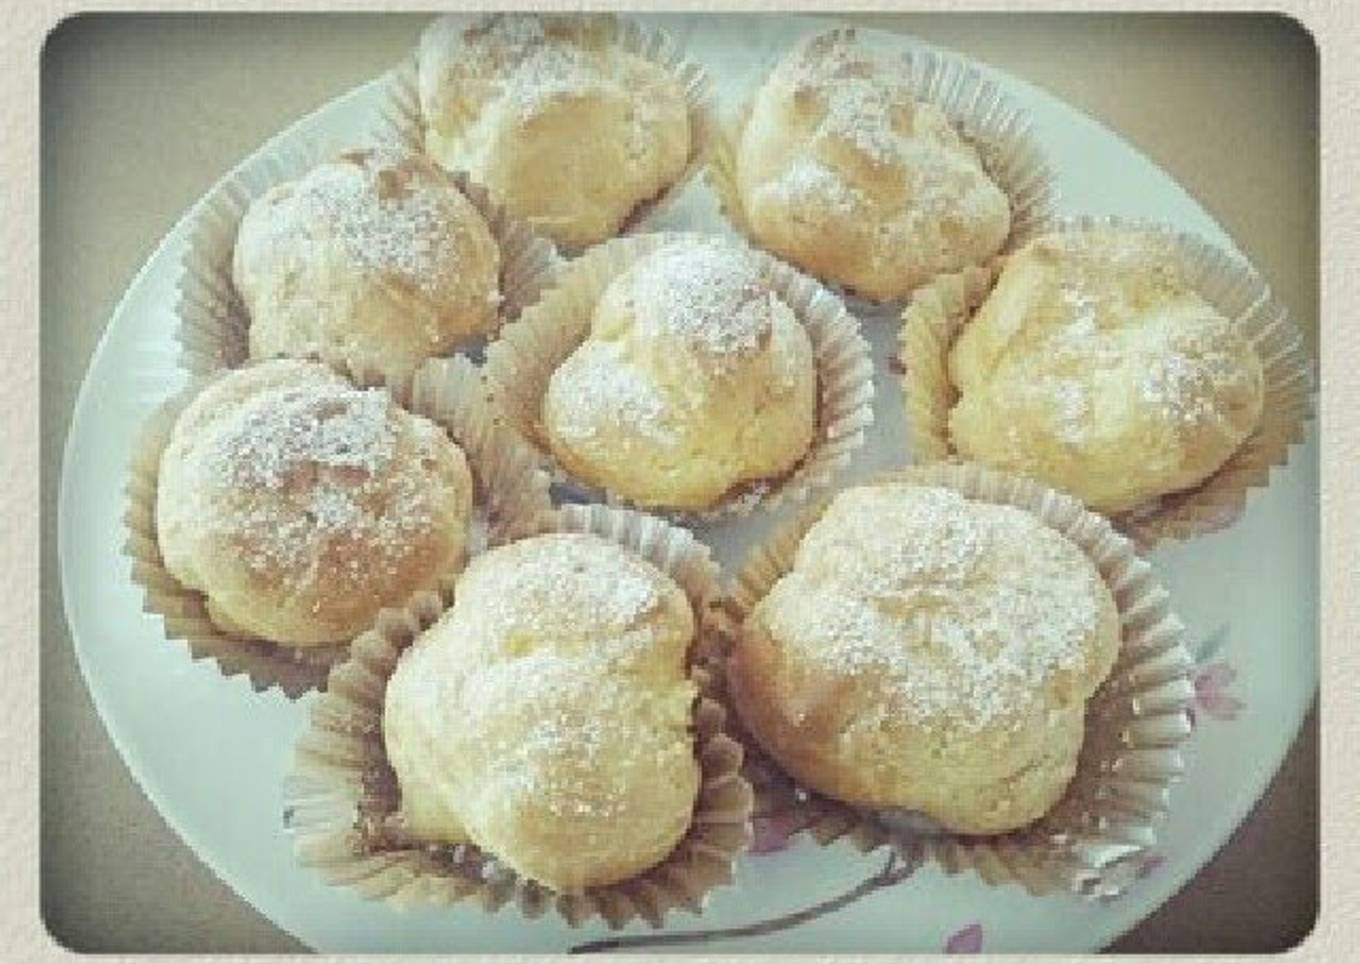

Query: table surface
[39,11,1319,954]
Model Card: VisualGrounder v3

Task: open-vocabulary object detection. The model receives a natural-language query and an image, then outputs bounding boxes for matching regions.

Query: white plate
[58,14,1317,954]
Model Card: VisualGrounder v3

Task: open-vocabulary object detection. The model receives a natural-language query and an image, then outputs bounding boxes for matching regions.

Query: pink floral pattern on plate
[1190,661,1244,725]
[1187,624,1244,727]
[575,623,1241,952]
[944,922,983,953]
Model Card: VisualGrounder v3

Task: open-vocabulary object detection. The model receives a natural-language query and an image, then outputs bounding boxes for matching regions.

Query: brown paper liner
[706,29,1057,313]
[383,15,719,254]
[898,214,1316,549]
[704,461,1195,899]
[173,86,559,385]
[123,355,552,698]
[283,502,754,929]
[481,231,875,523]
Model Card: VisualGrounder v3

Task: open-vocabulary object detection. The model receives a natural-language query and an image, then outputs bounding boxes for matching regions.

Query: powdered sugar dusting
[263,151,473,299]
[629,241,775,358]
[200,379,441,583]
[212,385,395,490]
[546,242,784,454]
[758,31,1008,278]
[457,656,645,820]
[1044,285,1108,361]
[502,44,608,119]
[758,156,861,215]
[792,36,907,164]
[454,14,655,132]
[549,346,679,445]
[1008,234,1252,438]
[1046,378,1091,445]
[399,535,694,826]
[466,11,549,53]
[1139,344,1240,426]
[763,486,1103,727]
[467,535,662,642]
[788,33,917,166]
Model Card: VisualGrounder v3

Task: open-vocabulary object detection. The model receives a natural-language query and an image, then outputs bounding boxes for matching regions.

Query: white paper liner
[705,461,1194,899]
[123,355,552,697]
[283,503,754,928]
[173,93,558,388]
[481,231,875,523]
[384,14,719,254]
[706,28,1057,314]
[897,214,1315,548]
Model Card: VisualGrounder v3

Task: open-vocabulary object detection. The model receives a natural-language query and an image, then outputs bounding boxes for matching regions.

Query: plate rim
[55,14,1318,954]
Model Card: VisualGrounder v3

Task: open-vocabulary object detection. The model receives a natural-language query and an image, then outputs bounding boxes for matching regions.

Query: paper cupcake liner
[283,502,754,929]
[703,461,1194,899]
[173,89,559,387]
[386,14,719,255]
[706,29,1057,314]
[898,214,1316,549]
[480,231,875,523]
[123,355,552,698]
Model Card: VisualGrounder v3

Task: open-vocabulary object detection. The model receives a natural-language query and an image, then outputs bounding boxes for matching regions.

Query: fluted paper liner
[482,231,875,522]
[706,29,1056,313]
[379,15,719,253]
[173,98,559,387]
[704,461,1194,899]
[283,503,754,929]
[123,355,552,697]
[898,215,1315,548]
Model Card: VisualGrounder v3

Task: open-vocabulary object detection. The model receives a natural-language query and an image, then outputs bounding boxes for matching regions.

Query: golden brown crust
[728,482,1120,834]
[155,359,473,645]
[947,226,1265,513]
[418,13,690,248]
[382,532,701,892]
[234,148,501,380]
[735,30,1010,300]
[540,237,816,511]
